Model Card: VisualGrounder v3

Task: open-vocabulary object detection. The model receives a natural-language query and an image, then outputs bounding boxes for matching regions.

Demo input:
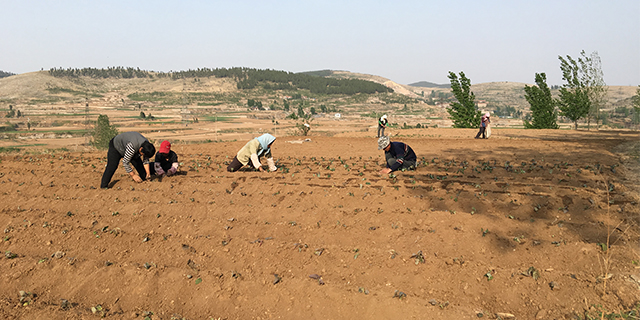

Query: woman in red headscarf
[151,140,180,177]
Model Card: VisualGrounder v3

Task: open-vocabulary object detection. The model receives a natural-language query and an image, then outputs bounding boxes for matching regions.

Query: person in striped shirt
[100,132,156,189]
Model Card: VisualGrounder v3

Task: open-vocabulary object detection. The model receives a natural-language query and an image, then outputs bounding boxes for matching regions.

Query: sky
[1,0,638,86]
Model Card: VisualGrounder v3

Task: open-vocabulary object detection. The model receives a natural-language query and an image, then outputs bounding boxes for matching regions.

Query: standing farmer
[475,112,491,139]
[100,132,155,188]
[377,115,388,138]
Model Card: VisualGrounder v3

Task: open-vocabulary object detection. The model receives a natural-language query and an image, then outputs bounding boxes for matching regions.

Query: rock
[535,309,547,319]
[495,313,515,319]
[428,299,438,306]
[53,251,65,259]
[549,281,558,290]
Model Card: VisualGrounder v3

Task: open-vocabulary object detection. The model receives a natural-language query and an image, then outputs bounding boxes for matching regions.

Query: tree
[139,111,146,119]
[558,54,591,130]
[446,71,481,128]
[92,114,119,149]
[523,73,558,129]
[632,85,640,130]
[297,105,306,119]
[579,51,608,129]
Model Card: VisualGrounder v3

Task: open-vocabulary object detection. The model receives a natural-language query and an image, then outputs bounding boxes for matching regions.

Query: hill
[408,81,451,88]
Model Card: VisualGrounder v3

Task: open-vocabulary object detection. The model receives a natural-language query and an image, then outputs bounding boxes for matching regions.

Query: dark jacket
[386,142,416,172]
[154,150,179,172]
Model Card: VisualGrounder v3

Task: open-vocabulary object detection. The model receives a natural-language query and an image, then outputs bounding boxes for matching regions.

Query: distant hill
[0,70,15,78]
[408,81,451,89]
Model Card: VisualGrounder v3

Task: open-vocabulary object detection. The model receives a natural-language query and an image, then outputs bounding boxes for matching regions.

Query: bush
[92,115,119,149]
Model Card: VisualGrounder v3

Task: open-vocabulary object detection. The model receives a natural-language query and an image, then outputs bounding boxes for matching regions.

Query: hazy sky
[1,0,638,86]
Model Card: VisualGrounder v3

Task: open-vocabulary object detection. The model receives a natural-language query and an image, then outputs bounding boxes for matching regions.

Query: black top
[154,150,178,172]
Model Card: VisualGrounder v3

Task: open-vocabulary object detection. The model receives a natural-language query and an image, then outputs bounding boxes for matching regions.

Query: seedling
[484,271,493,281]
[410,250,425,264]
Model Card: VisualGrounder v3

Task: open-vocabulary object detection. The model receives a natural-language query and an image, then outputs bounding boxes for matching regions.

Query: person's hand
[258,167,265,172]
[379,168,392,175]
[156,169,165,176]
[132,175,143,183]
[167,168,177,176]
[146,173,151,180]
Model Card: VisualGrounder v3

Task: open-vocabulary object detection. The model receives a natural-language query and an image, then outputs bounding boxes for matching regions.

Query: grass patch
[46,87,103,98]
[199,116,233,122]
[0,146,21,153]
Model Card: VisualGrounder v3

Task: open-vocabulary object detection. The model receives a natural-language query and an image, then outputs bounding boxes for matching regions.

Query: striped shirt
[122,142,150,173]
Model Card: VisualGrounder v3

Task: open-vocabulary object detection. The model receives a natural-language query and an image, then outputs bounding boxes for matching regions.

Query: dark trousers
[226,156,244,172]
[377,126,385,138]
[385,153,416,171]
[475,126,486,139]
[100,138,146,188]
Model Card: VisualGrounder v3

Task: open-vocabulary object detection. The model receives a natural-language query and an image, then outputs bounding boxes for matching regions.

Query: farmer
[227,133,278,172]
[377,114,388,137]
[377,135,417,174]
[475,112,491,139]
[100,131,155,188]
[150,140,179,177]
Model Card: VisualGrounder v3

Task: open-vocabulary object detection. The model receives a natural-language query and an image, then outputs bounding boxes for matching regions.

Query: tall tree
[524,73,558,129]
[558,54,591,130]
[632,85,640,130]
[579,51,608,129]
[447,71,481,128]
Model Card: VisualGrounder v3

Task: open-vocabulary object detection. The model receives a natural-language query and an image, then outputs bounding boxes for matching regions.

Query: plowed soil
[1,129,639,320]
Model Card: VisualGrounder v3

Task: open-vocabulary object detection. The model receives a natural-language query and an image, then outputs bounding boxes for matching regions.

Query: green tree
[92,114,119,149]
[139,111,146,119]
[297,105,306,119]
[446,71,481,128]
[558,54,591,129]
[632,85,640,130]
[523,73,558,129]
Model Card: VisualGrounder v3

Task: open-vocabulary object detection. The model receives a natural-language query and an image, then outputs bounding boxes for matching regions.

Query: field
[1,128,639,319]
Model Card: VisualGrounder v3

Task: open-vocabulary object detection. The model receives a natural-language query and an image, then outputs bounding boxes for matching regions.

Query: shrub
[92,115,119,149]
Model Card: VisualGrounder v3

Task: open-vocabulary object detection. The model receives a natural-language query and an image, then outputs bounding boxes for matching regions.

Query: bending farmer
[227,133,278,172]
[100,132,155,188]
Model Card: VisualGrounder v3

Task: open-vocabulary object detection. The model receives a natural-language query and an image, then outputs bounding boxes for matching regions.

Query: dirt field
[1,128,639,319]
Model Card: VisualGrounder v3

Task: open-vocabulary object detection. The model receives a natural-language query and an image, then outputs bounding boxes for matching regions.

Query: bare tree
[579,51,608,130]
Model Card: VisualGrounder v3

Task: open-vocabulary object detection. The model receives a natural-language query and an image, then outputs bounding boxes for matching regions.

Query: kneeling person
[227,134,278,172]
[378,136,417,174]
[151,140,179,177]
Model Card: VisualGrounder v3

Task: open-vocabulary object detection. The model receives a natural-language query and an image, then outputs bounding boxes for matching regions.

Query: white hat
[381,115,387,119]
[485,112,490,117]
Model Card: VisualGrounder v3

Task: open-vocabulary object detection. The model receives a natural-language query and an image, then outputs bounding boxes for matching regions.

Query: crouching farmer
[151,140,179,177]
[377,136,417,174]
[227,133,278,172]
[100,132,155,188]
